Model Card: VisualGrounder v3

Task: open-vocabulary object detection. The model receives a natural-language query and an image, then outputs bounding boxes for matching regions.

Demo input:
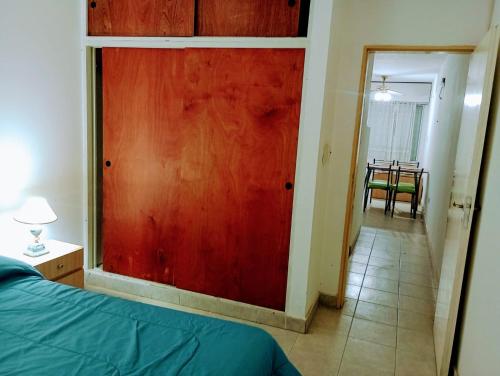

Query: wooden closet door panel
[176,48,305,310]
[88,0,194,36]
[102,48,193,285]
[196,0,301,37]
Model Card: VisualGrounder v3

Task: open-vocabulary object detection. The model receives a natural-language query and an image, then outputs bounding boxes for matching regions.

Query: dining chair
[364,163,394,214]
[390,167,424,218]
[369,159,395,204]
[397,160,420,168]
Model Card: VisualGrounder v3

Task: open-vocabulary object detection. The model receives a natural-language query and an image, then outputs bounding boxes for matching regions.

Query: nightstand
[1,240,84,288]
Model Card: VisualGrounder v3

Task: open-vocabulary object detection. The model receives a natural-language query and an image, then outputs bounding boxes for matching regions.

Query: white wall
[349,54,374,248]
[303,0,337,314]
[0,2,83,251]
[423,55,470,282]
[312,0,493,297]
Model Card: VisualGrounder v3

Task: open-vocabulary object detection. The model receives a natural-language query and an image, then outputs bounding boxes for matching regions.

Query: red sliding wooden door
[102,47,304,310]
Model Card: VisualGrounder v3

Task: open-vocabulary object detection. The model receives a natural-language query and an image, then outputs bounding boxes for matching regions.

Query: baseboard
[349,227,362,256]
[423,220,440,288]
[85,268,310,333]
[304,294,320,332]
[318,292,337,307]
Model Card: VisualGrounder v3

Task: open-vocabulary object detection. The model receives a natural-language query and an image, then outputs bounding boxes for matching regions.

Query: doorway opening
[337,45,479,375]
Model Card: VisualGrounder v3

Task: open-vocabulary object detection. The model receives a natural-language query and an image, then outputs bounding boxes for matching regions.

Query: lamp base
[24,243,49,257]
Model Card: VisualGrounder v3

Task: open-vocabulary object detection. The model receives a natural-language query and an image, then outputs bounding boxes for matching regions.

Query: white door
[434,27,500,375]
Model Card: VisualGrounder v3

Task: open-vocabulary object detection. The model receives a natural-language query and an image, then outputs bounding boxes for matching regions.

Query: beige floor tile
[400,261,433,276]
[400,246,429,257]
[341,338,396,374]
[309,307,353,336]
[352,254,370,264]
[396,348,437,376]
[353,246,372,256]
[349,261,368,274]
[347,272,364,287]
[360,287,398,308]
[293,329,348,353]
[366,265,400,281]
[354,300,398,326]
[399,295,435,316]
[339,362,394,376]
[400,253,431,266]
[346,284,361,299]
[397,327,435,361]
[261,326,299,354]
[369,256,400,269]
[356,238,375,248]
[288,336,347,376]
[363,275,399,294]
[371,248,401,261]
[398,310,433,333]
[349,318,397,347]
[399,282,435,301]
[399,271,433,287]
[341,298,357,317]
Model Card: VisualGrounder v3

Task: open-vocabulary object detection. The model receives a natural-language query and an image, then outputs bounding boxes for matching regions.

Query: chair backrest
[366,163,394,188]
[394,167,424,191]
[373,158,395,166]
[397,160,420,168]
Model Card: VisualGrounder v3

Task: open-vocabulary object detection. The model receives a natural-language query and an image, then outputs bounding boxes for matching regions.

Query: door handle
[452,201,464,209]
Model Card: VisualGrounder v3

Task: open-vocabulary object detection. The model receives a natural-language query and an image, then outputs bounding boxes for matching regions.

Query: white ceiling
[372,52,447,83]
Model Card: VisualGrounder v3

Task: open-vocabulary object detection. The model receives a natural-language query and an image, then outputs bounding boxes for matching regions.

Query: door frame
[337,44,475,308]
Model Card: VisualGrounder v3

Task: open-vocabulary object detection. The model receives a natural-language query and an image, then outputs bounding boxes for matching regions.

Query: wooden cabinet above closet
[87,0,307,37]
[196,0,302,37]
[87,0,195,36]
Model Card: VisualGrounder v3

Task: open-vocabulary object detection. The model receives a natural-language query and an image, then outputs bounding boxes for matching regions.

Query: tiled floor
[90,223,437,376]
[339,226,437,376]
[88,200,437,376]
[363,199,426,235]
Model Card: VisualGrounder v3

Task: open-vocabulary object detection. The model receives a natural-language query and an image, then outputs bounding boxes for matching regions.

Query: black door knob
[285,182,293,190]
[90,1,97,9]
[105,160,111,167]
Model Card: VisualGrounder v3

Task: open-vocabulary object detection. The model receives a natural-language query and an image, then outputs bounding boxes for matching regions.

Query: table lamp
[14,197,58,257]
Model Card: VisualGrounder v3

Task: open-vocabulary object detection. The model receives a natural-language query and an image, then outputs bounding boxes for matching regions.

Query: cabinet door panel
[88,0,194,36]
[102,48,304,311]
[102,48,187,285]
[196,0,301,36]
[175,48,305,310]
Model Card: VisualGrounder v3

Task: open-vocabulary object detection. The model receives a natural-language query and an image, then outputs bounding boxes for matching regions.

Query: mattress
[0,256,299,375]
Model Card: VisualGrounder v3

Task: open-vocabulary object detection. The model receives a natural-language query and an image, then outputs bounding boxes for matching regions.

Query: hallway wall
[423,55,470,282]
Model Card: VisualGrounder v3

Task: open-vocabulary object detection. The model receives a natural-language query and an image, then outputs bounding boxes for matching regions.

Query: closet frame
[82,0,335,324]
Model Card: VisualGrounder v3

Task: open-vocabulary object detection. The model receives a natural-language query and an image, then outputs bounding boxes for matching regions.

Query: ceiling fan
[371,75,402,101]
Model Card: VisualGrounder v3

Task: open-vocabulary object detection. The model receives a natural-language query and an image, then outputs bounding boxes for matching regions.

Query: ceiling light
[374,91,392,102]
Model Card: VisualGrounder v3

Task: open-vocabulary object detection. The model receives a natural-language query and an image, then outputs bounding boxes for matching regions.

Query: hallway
[341,225,437,375]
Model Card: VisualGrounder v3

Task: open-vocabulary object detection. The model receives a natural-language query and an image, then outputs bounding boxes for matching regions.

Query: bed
[0,256,299,375]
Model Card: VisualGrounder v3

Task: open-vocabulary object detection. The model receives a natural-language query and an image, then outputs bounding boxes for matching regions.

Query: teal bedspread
[0,256,300,376]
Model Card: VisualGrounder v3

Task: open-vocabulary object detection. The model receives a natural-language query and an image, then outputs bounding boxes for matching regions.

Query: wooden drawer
[55,269,84,289]
[36,249,84,281]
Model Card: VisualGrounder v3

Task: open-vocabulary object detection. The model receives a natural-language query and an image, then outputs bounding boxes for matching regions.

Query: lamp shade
[14,197,58,225]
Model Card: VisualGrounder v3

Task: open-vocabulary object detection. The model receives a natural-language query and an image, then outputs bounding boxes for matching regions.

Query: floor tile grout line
[337,235,372,376]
